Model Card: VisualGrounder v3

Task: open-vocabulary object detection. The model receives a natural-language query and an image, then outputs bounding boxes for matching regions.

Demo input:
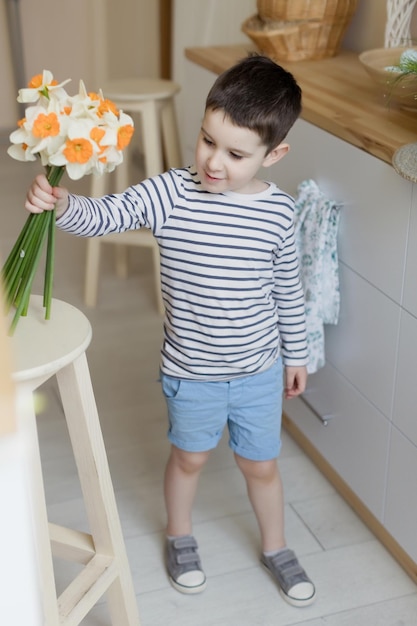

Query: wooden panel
[159,0,172,78]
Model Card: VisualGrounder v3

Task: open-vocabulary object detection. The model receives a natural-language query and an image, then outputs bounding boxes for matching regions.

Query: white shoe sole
[169,575,207,595]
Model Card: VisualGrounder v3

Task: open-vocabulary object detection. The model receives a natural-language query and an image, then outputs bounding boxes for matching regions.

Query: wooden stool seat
[11,296,140,626]
[84,78,182,315]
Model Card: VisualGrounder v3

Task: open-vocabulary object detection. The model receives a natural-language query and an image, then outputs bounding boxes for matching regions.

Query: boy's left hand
[284,365,307,399]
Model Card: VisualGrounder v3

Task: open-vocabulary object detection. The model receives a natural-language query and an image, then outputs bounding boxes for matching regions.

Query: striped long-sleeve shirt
[57,166,308,380]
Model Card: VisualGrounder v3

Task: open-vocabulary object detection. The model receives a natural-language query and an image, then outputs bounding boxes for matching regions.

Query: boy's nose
[206,152,222,171]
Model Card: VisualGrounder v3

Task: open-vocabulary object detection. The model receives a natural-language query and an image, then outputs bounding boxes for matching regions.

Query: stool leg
[140,100,164,178]
[20,387,60,625]
[85,173,109,307]
[150,240,164,315]
[114,157,130,278]
[84,238,101,307]
[114,244,129,279]
[160,100,182,169]
[56,353,140,626]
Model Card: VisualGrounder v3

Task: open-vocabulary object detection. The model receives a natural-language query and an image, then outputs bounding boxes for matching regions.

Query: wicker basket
[242,13,354,61]
[256,0,358,22]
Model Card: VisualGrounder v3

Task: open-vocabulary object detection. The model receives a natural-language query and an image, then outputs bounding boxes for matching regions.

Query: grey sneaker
[166,536,207,594]
[261,548,316,607]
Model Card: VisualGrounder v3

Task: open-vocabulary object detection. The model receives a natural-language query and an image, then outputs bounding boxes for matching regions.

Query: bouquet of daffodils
[1,70,134,334]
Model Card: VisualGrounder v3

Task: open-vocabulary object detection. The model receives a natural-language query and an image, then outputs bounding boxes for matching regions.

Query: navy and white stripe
[58,166,308,379]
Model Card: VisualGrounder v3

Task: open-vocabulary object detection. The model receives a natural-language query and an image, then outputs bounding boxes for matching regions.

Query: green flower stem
[2,212,34,276]
[44,209,56,318]
[3,213,42,309]
[14,212,47,309]
[1,164,65,334]
[43,165,65,319]
[8,221,49,335]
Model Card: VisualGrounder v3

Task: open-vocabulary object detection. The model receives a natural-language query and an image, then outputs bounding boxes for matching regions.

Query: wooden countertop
[185,44,417,166]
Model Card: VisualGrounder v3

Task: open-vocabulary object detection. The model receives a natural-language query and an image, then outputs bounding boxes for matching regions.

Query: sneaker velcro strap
[172,536,198,550]
[172,536,200,566]
[269,549,309,586]
[177,552,199,565]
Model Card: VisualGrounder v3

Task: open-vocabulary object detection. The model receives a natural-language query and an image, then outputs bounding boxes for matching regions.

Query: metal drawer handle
[300,394,335,427]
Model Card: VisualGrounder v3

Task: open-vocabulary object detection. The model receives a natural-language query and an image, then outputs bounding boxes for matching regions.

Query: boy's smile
[195,109,288,195]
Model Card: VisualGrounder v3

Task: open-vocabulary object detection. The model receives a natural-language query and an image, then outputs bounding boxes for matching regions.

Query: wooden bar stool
[84,78,182,315]
[11,296,141,626]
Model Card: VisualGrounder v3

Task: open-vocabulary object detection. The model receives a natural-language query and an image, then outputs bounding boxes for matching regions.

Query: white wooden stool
[11,296,141,626]
[84,78,182,315]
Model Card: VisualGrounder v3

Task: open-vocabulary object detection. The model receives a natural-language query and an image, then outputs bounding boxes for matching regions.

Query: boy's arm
[284,365,307,399]
[25,174,69,217]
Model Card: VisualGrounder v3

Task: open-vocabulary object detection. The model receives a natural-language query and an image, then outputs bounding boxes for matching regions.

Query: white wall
[172,0,256,156]
[0,0,159,136]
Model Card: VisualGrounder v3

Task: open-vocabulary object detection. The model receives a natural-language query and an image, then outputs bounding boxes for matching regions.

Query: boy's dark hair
[205,54,302,153]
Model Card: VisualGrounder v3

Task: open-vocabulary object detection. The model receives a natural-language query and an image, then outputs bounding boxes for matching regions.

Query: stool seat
[101,77,180,102]
[11,296,141,625]
[12,297,91,386]
[84,77,182,314]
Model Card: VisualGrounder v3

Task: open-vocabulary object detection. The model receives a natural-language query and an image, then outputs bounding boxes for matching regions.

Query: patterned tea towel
[294,180,342,374]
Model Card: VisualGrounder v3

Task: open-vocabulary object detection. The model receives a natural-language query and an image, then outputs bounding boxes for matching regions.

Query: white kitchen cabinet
[403,185,417,318]
[325,263,400,416]
[183,54,417,577]
[284,364,390,520]
[273,120,411,305]
[393,309,417,447]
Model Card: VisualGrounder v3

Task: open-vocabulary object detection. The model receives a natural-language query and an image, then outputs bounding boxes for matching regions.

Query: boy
[25,54,315,607]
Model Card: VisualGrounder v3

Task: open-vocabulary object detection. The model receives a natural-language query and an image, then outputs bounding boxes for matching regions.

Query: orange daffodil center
[89,92,119,118]
[8,70,134,179]
[28,74,58,89]
[64,138,94,164]
[32,112,60,138]
[118,124,134,150]
[28,74,58,99]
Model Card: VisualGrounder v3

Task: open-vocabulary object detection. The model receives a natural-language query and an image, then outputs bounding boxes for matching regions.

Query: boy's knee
[171,446,210,474]
[235,454,278,481]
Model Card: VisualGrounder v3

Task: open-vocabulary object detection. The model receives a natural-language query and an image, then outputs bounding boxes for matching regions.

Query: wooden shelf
[185,44,417,166]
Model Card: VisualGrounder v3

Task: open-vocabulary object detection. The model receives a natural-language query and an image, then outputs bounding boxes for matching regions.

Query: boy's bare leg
[164,445,210,536]
[234,454,286,552]
[235,453,316,606]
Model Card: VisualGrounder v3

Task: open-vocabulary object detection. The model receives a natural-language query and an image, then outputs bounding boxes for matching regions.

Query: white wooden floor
[1,144,417,625]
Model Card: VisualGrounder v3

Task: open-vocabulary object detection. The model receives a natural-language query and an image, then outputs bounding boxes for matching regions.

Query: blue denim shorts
[160,359,283,461]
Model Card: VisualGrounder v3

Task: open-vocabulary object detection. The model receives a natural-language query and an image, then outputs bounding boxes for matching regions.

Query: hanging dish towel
[294,179,342,374]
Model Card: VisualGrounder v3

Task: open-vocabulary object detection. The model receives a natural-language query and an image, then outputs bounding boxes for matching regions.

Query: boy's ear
[262,143,290,168]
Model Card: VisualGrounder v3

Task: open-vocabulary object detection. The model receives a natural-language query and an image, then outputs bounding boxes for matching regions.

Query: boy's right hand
[25,174,69,218]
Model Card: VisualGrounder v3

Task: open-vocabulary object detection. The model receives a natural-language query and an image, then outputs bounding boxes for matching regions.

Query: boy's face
[195,109,285,195]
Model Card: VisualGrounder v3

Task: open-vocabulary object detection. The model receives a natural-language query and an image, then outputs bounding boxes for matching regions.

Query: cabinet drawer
[392,309,417,446]
[385,427,417,562]
[325,263,401,418]
[403,186,417,318]
[284,361,390,520]
[272,120,410,304]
